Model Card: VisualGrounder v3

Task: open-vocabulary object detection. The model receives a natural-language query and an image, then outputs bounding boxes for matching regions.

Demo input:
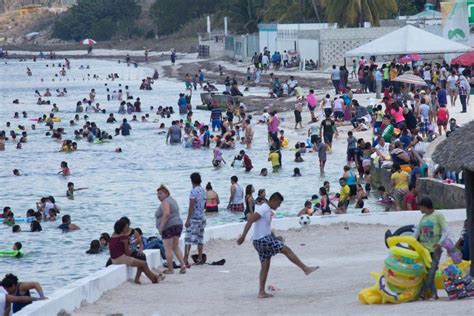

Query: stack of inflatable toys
[359,236,432,304]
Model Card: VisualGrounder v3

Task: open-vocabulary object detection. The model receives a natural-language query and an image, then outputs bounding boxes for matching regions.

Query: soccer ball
[299,215,311,226]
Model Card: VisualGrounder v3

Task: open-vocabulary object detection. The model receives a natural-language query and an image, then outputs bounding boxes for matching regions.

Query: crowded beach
[0,46,473,315]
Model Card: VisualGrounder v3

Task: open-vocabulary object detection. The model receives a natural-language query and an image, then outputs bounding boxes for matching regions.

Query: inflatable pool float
[359,236,431,304]
[30,117,61,122]
[1,217,34,224]
[0,250,24,257]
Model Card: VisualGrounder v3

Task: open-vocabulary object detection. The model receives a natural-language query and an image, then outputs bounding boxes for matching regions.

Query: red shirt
[404,192,418,210]
[109,235,128,259]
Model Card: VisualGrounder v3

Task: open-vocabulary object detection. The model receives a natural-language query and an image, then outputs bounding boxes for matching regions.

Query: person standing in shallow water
[184,172,207,266]
[237,192,319,298]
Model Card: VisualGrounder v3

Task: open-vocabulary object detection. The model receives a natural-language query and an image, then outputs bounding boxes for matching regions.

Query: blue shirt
[375,70,382,81]
[410,167,421,187]
[211,108,222,120]
[121,123,131,136]
[438,89,447,105]
[189,186,206,220]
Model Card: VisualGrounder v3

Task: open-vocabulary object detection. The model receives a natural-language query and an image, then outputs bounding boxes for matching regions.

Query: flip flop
[179,267,186,274]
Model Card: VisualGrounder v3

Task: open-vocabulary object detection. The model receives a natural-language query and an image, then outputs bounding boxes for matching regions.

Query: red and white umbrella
[392,74,427,86]
[80,39,96,45]
[399,54,423,63]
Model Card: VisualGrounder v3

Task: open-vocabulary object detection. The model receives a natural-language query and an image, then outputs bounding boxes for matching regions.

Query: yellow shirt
[391,171,409,190]
[339,185,350,203]
[390,68,398,80]
[268,152,280,167]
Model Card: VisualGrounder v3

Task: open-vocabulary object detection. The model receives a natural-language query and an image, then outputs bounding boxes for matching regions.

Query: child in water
[297,200,314,216]
[58,161,70,176]
[377,186,394,212]
[13,242,23,257]
[66,182,88,199]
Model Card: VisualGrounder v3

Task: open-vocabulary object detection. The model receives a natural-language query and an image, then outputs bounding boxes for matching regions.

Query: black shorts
[311,134,319,144]
[206,205,218,212]
[324,108,332,117]
[294,110,302,123]
[323,133,333,144]
[349,184,357,197]
[365,183,371,192]
[347,148,356,161]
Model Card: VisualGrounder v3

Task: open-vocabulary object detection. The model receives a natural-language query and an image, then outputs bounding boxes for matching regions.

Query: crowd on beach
[1,48,472,312]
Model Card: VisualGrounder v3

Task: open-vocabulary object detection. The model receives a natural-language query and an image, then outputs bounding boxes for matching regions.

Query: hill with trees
[44,0,432,42]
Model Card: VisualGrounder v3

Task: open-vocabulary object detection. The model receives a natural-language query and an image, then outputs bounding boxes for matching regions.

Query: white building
[258,23,336,63]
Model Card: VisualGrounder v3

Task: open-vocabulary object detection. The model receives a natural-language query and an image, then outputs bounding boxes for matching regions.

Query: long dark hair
[245,184,254,197]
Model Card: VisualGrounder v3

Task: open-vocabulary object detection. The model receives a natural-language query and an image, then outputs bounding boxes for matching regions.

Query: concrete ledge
[418,178,466,209]
[16,209,466,315]
[370,165,466,209]
[16,250,163,316]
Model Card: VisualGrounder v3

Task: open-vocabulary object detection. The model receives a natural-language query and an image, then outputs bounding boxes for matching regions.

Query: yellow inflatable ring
[384,255,426,277]
[378,274,421,304]
[383,267,424,288]
[390,246,419,261]
[386,236,432,269]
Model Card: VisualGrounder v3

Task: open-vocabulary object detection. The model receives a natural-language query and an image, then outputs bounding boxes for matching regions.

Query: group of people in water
[3,48,472,314]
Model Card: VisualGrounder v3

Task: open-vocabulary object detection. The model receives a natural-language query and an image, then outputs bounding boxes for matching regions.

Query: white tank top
[232,184,244,204]
[0,287,10,316]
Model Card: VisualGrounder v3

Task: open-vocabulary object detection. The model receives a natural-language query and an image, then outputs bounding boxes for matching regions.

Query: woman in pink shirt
[307,89,317,121]
[390,102,405,127]
[267,111,279,142]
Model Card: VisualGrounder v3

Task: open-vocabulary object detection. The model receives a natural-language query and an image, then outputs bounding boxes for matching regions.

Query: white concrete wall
[16,209,466,315]
[259,31,278,53]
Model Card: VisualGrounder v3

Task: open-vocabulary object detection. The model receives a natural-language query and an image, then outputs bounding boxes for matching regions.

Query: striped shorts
[185,218,206,245]
[253,234,284,262]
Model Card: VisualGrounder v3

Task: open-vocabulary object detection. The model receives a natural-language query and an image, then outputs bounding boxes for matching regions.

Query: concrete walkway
[74,221,473,316]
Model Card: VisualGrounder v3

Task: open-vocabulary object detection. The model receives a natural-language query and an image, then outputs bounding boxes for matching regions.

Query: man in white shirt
[446,71,459,107]
[330,65,340,95]
[374,137,390,161]
[423,67,432,86]
[237,192,318,298]
[261,54,269,72]
[282,51,289,68]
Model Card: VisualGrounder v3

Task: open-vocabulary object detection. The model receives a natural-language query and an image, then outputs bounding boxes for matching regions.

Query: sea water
[0,58,377,292]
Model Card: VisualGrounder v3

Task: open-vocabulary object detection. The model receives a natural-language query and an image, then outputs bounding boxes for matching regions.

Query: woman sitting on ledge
[109,218,165,284]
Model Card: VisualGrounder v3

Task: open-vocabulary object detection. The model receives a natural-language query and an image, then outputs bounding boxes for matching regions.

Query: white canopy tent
[345,25,471,57]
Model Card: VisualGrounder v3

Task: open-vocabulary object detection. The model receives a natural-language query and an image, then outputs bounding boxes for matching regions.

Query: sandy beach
[73,221,474,316]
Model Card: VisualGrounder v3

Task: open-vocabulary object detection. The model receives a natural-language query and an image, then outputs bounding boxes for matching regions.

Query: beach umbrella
[392,74,427,86]
[399,54,422,63]
[451,51,474,66]
[80,39,97,45]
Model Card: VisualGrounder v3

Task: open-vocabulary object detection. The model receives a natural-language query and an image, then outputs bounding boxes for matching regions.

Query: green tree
[219,0,266,33]
[320,0,398,27]
[149,0,218,35]
[52,0,141,41]
[261,0,322,23]
[397,0,426,16]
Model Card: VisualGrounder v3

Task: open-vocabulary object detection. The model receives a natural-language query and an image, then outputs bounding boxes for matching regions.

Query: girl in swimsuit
[244,184,255,220]
[212,140,225,167]
[205,183,220,212]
